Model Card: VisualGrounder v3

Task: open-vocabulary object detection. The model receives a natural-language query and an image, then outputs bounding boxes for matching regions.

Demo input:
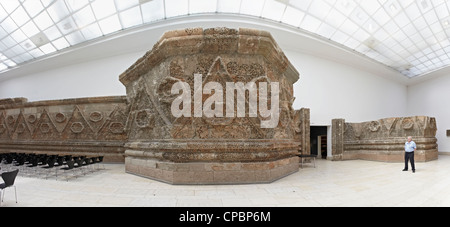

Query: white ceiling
[1,0,450,80]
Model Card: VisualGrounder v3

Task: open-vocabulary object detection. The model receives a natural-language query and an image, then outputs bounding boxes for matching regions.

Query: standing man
[403,136,416,173]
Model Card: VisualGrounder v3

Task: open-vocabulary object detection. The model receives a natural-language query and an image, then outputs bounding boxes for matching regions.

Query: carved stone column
[294,108,310,155]
[332,119,345,161]
[119,28,301,184]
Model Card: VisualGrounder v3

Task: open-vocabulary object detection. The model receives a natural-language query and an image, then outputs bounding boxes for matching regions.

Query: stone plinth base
[342,149,438,162]
[125,156,299,185]
[343,137,438,162]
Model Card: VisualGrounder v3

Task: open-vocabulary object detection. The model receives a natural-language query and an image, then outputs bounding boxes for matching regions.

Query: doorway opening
[310,126,328,159]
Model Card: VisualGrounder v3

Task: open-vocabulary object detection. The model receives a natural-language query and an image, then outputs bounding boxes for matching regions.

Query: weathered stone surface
[121,27,301,184]
[294,108,310,155]
[332,116,438,162]
[0,96,128,162]
[0,28,307,184]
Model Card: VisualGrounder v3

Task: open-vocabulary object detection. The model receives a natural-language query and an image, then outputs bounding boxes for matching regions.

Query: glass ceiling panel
[0,0,449,79]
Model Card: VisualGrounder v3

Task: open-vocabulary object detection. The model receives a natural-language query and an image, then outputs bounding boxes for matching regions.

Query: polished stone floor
[2,155,450,207]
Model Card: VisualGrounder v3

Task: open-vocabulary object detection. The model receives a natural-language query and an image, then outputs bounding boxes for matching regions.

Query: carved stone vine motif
[368,121,381,132]
[402,118,414,130]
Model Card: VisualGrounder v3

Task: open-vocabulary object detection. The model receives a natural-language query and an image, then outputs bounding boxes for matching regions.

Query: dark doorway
[310,126,328,159]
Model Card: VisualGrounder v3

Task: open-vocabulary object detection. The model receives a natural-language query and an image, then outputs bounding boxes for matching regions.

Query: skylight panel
[16,52,33,63]
[65,0,90,12]
[141,0,165,23]
[43,25,62,41]
[326,9,347,28]
[0,5,7,22]
[165,0,189,18]
[28,48,45,58]
[261,0,286,21]
[1,17,18,34]
[331,30,350,44]
[91,0,117,20]
[34,11,54,31]
[52,37,70,50]
[46,0,70,23]
[417,0,432,13]
[281,6,304,27]
[372,8,390,25]
[301,15,322,33]
[1,36,17,47]
[80,23,103,40]
[350,7,369,26]
[240,0,265,17]
[11,29,27,43]
[339,18,359,36]
[384,0,401,16]
[0,1,19,14]
[334,0,357,15]
[189,0,217,14]
[119,6,143,28]
[308,0,331,20]
[21,21,40,37]
[39,43,57,55]
[21,39,36,51]
[217,0,241,14]
[316,22,336,38]
[424,9,439,25]
[114,0,139,11]
[352,28,370,43]
[11,6,30,27]
[359,1,382,15]
[10,45,25,56]
[72,6,96,28]
[65,31,85,46]
[433,2,449,19]
[98,14,122,35]
[393,12,410,28]
[289,0,313,11]
[56,17,77,35]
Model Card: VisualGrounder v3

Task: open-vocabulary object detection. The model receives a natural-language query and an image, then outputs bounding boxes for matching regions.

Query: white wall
[0,52,144,102]
[287,50,408,126]
[408,74,450,153]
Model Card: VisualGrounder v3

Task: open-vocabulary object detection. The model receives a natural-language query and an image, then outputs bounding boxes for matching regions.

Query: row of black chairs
[0,153,105,181]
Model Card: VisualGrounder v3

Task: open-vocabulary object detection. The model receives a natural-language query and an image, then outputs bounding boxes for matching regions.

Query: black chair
[61,160,76,181]
[74,158,85,175]
[0,169,19,206]
[96,156,105,170]
[43,158,58,180]
[26,158,39,176]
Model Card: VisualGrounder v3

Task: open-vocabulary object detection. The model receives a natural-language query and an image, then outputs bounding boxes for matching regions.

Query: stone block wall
[0,96,128,162]
[120,27,301,184]
[333,116,438,162]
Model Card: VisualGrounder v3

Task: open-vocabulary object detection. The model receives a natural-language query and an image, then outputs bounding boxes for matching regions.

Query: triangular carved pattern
[0,111,11,140]
[32,109,60,140]
[61,106,95,141]
[11,110,33,140]
[97,105,128,141]
[126,81,168,140]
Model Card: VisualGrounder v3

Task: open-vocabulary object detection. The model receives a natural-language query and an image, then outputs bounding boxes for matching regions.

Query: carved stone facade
[120,27,300,184]
[0,27,307,185]
[332,116,438,162]
[294,108,310,155]
[0,96,127,162]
